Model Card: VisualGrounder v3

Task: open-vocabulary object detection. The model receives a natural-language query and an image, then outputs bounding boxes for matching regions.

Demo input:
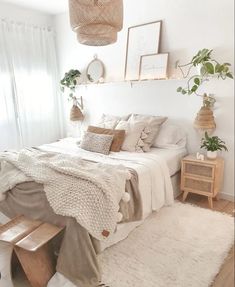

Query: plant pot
[207,151,217,160]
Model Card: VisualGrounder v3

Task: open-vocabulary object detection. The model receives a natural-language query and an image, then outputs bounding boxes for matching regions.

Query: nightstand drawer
[183,162,214,179]
[183,177,213,193]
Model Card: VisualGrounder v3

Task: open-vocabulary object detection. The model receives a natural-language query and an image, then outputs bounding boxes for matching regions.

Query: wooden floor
[178,193,234,287]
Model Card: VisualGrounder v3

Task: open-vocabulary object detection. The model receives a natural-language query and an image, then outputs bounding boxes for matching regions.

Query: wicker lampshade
[194,106,216,133]
[69,0,123,46]
[70,105,84,121]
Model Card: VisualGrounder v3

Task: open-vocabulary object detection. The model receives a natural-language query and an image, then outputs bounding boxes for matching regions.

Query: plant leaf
[226,72,233,79]
[194,78,200,85]
[191,85,198,92]
[205,62,214,74]
[177,87,182,92]
[215,64,220,73]
[200,66,207,76]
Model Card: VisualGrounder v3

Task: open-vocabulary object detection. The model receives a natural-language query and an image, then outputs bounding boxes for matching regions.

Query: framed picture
[124,21,162,81]
[139,53,169,80]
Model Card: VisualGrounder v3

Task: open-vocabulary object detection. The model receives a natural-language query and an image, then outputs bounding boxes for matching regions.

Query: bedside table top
[182,154,224,165]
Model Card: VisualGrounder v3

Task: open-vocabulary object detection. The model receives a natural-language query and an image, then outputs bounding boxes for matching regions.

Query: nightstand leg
[208,197,213,209]
[182,191,189,202]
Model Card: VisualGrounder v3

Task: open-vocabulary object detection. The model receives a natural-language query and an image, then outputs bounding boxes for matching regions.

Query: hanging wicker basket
[194,106,216,132]
[69,0,123,46]
[70,105,84,121]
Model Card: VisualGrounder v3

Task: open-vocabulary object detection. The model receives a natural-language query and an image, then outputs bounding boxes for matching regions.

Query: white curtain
[0,19,65,151]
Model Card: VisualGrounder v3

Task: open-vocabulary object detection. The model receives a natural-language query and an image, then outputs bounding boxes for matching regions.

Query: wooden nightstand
[181,155,224,209]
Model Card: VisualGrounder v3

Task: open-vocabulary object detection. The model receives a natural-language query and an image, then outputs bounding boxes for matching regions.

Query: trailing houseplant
[60,69,81,101]
[200,131,228,159]
[60,69,84,121]
[176,48,233,107]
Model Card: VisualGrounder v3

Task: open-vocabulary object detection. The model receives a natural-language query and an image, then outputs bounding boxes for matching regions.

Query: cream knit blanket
[0,149,131,240]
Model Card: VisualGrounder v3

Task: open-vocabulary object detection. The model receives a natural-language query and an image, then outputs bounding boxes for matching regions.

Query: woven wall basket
[70,105,84,121]
[194,106,216,132]
[69,0,123,46]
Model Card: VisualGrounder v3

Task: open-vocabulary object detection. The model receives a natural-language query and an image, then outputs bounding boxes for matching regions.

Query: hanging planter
[69,0,123,46]
[60,69,84,122]
[70,104,84,121]
[193,106,216,134]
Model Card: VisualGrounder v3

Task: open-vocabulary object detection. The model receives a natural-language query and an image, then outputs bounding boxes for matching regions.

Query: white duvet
[43,138,176,287]
[1,137,178,287]
[39,138,175,219]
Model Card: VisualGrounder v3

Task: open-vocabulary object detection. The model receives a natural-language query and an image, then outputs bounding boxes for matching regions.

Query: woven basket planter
[69,0,123,46]
[194,106,216,132]
[70,105,84,121]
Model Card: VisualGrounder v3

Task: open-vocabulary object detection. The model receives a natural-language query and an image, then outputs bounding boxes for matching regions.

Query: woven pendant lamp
[69,0,123,46]
[193,106,216,133]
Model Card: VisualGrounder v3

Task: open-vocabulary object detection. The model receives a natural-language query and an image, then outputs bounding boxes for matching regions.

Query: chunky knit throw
[0,150,131,240]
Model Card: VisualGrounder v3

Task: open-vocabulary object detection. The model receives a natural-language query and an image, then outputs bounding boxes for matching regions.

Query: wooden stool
[0,215,63,287]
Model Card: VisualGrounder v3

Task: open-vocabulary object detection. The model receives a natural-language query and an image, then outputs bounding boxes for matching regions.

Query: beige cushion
[116,120,146,152]
[87,126,126,152]
[97,114,131,129]
[80,132,113,155]
[129,114,167,151]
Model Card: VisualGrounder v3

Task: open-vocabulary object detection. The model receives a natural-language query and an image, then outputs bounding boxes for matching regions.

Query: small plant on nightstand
[200,132,228,159]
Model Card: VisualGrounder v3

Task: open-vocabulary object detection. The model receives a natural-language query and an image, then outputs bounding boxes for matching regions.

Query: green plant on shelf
[60,69,81,101]
[176,48,233,107]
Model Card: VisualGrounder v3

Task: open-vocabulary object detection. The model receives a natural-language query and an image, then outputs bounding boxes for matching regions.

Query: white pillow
[97,114,130,129]
[128,114,167,151]
[116,120,146,152]
[153,124,187,149]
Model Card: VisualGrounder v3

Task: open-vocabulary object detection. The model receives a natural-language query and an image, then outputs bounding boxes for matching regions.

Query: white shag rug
[100,202,234,287]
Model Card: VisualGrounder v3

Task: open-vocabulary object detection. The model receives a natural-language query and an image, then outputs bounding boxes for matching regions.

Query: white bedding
[0,138,187,287]
[145,147,187,176]
[39,138,186,219]
[45,138,187,287]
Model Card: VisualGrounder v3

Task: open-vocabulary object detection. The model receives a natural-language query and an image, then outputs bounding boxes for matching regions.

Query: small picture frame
[139,53,169,80]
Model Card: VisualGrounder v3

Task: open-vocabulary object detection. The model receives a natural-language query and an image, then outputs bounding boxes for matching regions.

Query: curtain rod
[0,18,53,32]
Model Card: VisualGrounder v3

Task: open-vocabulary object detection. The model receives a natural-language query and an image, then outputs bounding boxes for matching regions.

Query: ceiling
[1,0,68,15]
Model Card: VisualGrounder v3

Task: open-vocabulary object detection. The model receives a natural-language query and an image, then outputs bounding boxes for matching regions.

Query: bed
[0,137,187,286]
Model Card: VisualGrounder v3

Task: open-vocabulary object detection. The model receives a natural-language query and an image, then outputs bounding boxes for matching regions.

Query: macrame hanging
[69,0,123,46]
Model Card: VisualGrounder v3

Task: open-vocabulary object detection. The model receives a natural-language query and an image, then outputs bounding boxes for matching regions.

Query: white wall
[0,1,53,26]
[54,0,234,199]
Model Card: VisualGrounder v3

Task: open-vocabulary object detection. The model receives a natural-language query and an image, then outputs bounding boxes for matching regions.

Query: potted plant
[200,132,228,159]
[176,49,233,132]
[60,69,84,121]
[176,48,233,106]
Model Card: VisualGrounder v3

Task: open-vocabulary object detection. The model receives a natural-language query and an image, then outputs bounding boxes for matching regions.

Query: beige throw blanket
[0,168,142,287]
[0,149,131,240]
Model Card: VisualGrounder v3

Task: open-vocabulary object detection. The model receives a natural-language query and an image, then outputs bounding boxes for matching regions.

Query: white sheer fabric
[0,20,64,151]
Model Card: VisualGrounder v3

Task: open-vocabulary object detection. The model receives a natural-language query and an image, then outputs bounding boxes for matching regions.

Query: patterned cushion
[97,114,131,129]
[115,120,147,152]
[80,132,114,155]
[87,126,126,152]
[128,114,167,151]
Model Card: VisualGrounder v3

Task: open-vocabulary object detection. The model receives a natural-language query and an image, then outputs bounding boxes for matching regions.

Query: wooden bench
[0,215,63,287]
